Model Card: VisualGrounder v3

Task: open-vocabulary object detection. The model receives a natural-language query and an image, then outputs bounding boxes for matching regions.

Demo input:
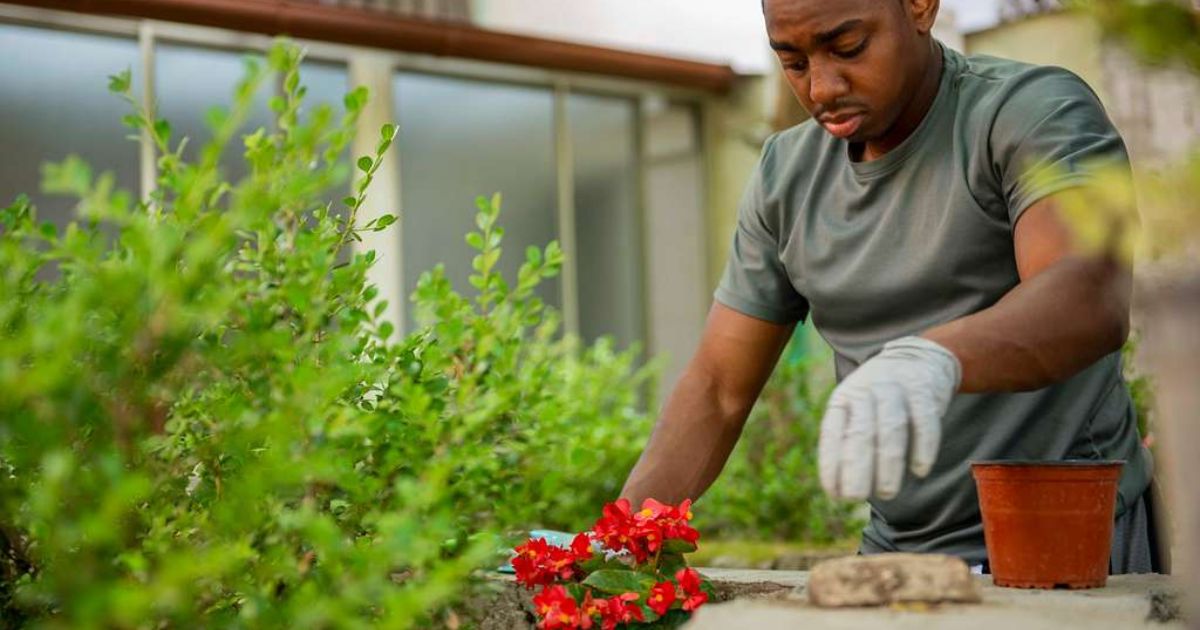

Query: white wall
[472,0,773,74]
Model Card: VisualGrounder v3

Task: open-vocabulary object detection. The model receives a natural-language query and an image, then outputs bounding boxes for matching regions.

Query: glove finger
[873,383,908,500]
[818,398,848,498]
[907,390,943,478]
[838,391,875,501]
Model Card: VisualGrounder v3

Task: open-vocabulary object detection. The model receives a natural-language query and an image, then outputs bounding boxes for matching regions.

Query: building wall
[471,0,773,74]
[965,12,1108,101]
[966,11,1200,167]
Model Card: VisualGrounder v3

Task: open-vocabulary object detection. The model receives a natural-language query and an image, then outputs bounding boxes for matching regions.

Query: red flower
[578,590,606,629]
[570,532,596,564]
[675,567,709,612]
[513,537,584,589]
[638,498,699,546]
[602,592,643,629]
[634,519,665,554]
[647,581,676,616]
[533,585,581,630]
[591,499,651,562]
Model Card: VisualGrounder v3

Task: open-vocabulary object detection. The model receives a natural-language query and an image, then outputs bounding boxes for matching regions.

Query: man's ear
[905,0,941,36]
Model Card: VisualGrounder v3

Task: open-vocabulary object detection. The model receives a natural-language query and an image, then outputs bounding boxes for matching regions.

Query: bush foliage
[0,41,653,628]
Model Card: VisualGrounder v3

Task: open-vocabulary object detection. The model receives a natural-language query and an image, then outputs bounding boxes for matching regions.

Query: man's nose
[809,62,849,108]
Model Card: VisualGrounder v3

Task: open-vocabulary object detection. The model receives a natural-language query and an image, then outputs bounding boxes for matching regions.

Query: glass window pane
[155,43,273,181]
[293,59,352,206]
[298,59,350,114]
[0,24,140,227]
[393,73,559,323]
[569,93,644,348]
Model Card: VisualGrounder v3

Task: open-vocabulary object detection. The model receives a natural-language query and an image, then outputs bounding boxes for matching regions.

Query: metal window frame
[0,2,712,348]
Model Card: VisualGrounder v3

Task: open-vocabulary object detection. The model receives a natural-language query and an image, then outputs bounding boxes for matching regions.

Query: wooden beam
[4,0,737,92]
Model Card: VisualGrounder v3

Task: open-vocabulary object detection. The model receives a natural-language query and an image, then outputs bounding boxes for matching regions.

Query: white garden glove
[818,336,962,501]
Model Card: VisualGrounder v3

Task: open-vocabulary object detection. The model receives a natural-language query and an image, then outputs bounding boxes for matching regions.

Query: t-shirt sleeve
[990,67,1130,225]
[713,137,809,325]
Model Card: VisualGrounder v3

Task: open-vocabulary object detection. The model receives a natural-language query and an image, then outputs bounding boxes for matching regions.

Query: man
[620,0,1158,571]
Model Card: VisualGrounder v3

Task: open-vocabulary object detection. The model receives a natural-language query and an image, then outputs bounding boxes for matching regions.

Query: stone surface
[685,573,1186,630]
[806,553,981,607]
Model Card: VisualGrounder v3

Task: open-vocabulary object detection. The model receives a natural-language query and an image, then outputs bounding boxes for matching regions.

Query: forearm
[619,365,752,507]
[924,256,1130,393]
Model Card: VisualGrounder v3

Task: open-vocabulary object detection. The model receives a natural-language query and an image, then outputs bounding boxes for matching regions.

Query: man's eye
[833,39,869,59]
[785,59,809,73]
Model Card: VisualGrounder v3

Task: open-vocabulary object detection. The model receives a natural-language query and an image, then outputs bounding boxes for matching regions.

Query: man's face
[765,0,932,143]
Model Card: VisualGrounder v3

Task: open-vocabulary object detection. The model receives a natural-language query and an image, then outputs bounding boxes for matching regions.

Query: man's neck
[860,39,944,162]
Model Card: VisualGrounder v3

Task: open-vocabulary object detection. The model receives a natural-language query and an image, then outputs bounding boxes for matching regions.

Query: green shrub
[0,40,653,628]
[694,348,863,543]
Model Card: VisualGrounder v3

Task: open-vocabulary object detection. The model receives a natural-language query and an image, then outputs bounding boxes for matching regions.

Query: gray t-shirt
[715,43,1152,562]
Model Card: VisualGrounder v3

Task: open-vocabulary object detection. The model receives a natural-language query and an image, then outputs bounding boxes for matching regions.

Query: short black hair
[763,0,907,12]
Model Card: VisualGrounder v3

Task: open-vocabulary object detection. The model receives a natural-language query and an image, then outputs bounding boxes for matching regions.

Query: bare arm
[924,196,1131,393]
[619,302,794,507]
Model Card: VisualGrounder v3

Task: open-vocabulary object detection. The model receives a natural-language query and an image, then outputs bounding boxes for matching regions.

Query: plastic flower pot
[971,460,1123,589]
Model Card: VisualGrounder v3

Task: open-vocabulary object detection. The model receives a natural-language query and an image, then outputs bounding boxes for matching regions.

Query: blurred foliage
[1076,0,1200,72]
[1047,1,1200,264]
[0,40,655,628]
[694,350,863,543]
[1123,335,1156,440]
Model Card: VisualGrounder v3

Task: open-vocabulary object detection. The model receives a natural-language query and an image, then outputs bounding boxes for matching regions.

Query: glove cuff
[881,336,963,390]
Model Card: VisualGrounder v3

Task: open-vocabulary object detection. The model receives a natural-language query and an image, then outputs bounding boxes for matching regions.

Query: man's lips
[819,112,866,139]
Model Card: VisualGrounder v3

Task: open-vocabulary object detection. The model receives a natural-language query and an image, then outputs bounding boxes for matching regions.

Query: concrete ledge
[688,570,1186,629]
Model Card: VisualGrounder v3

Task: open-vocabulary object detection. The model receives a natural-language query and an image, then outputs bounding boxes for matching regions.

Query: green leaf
[342,196,358,208]
[344,86,369,112]
[465,232,484,251]
[482,249,501,272]
[269,95,287,114]
[662,540,697,555]
[525,245,542,265]
[373,214,397,231]
[487,227,504,249]
[205,105,229,131]
[378,321,394,339]
[582,569,654,596]
[658,551,689,576]
[578,555,630,574]
[357,156,374,172]
[107,69,131,94]
[381,123,396,140]
[41,155,92,196]
[544,241,564,266]
[153,119,171,144]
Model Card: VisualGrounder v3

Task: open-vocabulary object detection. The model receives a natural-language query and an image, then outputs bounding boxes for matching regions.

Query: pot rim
[970,459,1125,468]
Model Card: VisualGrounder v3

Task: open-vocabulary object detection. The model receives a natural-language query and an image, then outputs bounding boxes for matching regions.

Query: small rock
[806,553,982,608]
[1147,588,1185,623]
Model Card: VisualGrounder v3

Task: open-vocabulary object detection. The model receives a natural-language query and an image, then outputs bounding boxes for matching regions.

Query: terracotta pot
[972,460,1123,589]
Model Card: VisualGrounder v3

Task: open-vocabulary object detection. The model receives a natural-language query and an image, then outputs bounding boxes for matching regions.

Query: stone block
[806,553,982,607]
